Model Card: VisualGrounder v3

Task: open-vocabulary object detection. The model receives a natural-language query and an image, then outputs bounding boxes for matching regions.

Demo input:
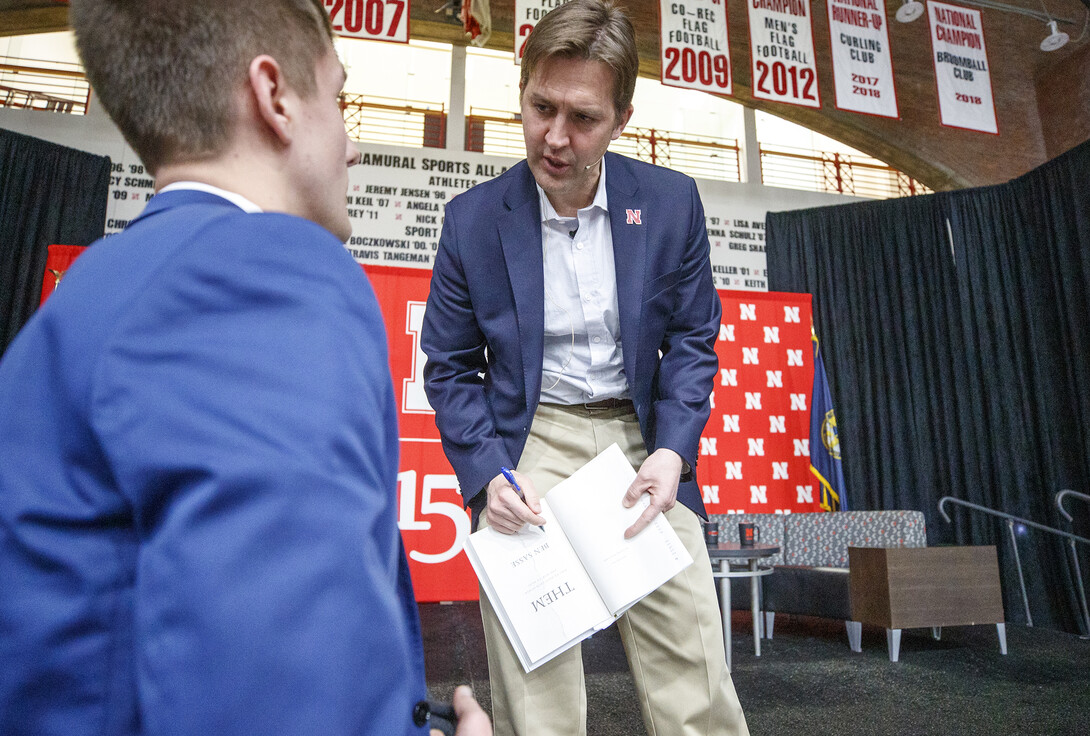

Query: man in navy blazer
[0,2,489,735]
[422,2,748,734]
[425,151,717,520]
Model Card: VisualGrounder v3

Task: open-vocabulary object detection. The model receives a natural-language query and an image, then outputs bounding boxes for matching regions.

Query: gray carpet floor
[420,602,1090,736]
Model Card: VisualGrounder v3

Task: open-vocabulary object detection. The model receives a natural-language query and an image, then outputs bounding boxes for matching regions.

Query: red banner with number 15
[324,0,409,43]
[364,268,823,600]
[659,0,732,96]
[365,266,476,601]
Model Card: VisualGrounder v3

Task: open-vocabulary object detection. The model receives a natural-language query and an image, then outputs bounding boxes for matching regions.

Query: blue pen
[501,466,545,534]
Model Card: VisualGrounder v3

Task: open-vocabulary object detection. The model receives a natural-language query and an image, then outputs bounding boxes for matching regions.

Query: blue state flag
[810,328,848,511]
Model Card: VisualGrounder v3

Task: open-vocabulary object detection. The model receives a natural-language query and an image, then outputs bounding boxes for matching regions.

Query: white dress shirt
[158,181,263,213]
[537,161,628,405]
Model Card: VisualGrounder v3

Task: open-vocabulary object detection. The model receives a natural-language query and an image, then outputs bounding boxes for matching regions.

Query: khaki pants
[479,403,750,736]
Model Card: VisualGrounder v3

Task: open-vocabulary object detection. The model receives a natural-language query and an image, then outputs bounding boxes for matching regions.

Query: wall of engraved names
[104,142,786,292]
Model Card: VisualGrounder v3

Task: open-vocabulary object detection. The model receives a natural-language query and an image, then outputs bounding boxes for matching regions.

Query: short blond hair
[520,0,639,120]
[71,0,334,174]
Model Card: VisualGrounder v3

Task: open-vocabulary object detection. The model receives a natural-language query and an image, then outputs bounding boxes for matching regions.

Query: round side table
[708,542,780,671]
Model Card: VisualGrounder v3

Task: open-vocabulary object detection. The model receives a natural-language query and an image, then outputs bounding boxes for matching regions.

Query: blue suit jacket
[421,152,721,516]
[0,190,428,735]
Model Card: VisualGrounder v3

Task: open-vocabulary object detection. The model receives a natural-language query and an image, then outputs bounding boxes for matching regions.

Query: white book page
[548,444,694,614]
[464,499,613,668]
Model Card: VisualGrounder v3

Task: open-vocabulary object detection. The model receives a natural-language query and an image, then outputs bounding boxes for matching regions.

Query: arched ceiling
[3,0,1088,189]
[409,0,1090,189]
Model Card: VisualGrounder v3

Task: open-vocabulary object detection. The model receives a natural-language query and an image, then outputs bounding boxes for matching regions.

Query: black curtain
[767,139,1090,632]
[1,128,111,355]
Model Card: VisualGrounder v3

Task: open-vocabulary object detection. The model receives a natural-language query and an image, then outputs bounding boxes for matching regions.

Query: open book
[463,443,694,672]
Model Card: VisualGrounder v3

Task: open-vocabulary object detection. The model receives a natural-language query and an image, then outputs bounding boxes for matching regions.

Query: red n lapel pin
[625,209,642,225]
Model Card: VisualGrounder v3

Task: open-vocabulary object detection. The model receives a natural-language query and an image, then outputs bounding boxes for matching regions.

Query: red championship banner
[323,0,409,43]
[747,0,820,108]
[659,0,733,96]
[514,0,571,64]
[827,0,899,118]
[927,1,997,134]
[364,265,477,601]
[40,244,87,306]
[701,290,820,514]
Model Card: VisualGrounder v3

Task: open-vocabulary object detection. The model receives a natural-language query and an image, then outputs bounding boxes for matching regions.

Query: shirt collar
[158,181,263,214]
[537,158,609,224]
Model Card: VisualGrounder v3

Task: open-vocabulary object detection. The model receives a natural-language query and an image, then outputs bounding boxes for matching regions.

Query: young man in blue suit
[0,2,489,735]
[421,1,749,734]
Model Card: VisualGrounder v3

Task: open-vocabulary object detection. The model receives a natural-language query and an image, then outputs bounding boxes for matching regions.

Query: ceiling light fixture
[1040,19,1070,51]
[895,0,925,22]
[893,0,1080,53]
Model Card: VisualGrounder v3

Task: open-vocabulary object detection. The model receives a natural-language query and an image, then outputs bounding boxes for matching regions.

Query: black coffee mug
[703,520,720,547]
[738,522,759,547]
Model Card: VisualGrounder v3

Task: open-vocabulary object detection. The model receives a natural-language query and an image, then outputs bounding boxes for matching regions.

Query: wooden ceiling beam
[0,7,69,38]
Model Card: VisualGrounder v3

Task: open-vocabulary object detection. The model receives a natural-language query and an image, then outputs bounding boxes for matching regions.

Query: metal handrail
[939,497,1090,545]
[1056,489,1090,523]
[1054,489,1090,638]
[938,496,1090,631]
[464,110,743,183]
[0,56,91,115]
[0,61,86,79]
[758,143,933,199]
[339,93,446,148]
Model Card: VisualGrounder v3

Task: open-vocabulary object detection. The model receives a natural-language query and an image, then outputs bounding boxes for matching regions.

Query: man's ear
[611,104,634,141]
[248,54,293,146]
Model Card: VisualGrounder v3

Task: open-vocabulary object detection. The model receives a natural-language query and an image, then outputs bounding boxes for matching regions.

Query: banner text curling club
[659,0,733,96]
[927,1,998,134]
[827,0,899,118]
[747,0,820,108]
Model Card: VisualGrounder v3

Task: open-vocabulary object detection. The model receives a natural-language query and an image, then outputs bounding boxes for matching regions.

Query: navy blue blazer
[422,152,721,516]
[0,190,428,735]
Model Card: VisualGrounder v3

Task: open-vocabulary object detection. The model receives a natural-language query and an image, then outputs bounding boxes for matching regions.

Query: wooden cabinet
[848,546,1006,661]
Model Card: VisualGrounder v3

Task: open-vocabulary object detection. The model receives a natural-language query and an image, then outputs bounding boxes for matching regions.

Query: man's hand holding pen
[485,467,546,534]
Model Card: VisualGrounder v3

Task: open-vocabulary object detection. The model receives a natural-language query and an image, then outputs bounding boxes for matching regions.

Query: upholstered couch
[708,510,927,649]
